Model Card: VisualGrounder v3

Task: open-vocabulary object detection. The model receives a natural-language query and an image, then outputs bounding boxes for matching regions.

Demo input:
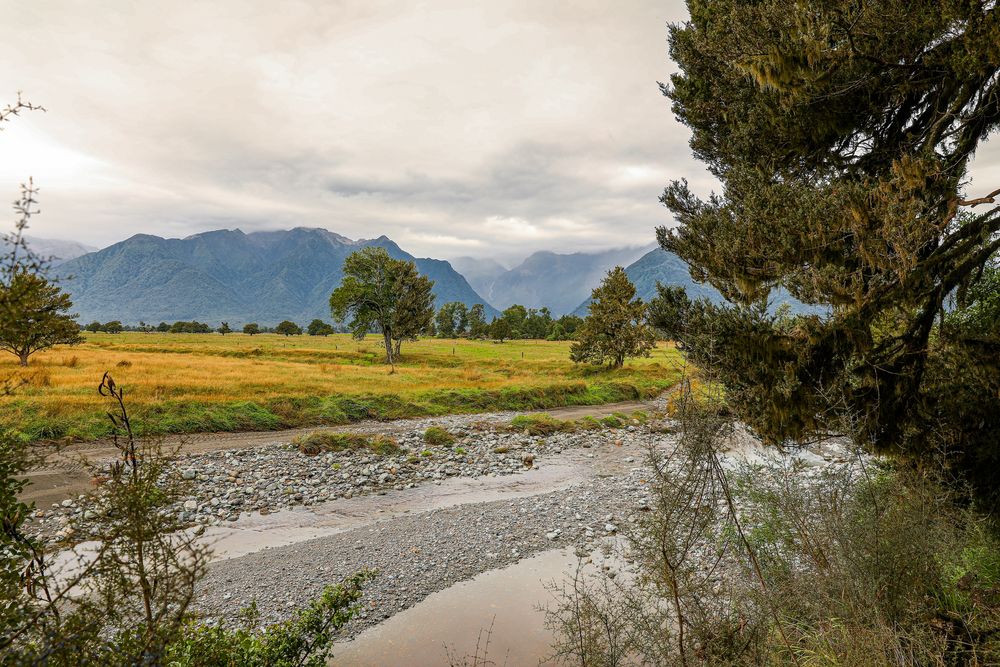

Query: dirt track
[20,399,655,509]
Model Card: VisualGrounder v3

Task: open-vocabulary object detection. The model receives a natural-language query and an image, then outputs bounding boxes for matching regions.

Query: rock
[182,469,197,480]
[184,500,199,511]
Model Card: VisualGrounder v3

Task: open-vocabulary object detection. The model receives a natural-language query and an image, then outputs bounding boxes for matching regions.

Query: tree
[85,320,103,332]
[499,304,527,339]
[242,322,260,336]
[329,247,435,371]
[307,318,334,336]
[0,271,81,366]
[554,314,583,339]
[435,301,467,338]
[646,284,693,343]
[103,320,123,334]
[659,0,1000,495]
[570,267,655,368]
[468,304,488,339]
[390,268,435,356]
[489,316,512,343]
[522,307,552,339]
[155,321,170,333]
[218,321,232,335]
[169,321,211,334]
[275,320,302,336]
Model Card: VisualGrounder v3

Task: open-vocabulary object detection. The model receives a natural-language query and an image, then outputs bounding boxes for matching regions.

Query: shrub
[599,415,623,428]
[508,413,576,436]
[292,432,399,457]
[423,426,456,447]
[164,572,371,666]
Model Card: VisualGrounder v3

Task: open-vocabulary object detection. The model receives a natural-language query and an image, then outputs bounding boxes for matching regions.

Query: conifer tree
[570,267,654,368]
[660,0,1000,495]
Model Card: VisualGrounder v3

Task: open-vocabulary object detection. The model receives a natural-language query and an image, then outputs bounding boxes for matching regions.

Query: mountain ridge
[55,227,499,325]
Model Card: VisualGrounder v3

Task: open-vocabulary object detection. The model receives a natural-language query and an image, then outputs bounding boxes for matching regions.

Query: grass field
[1,333,685,442]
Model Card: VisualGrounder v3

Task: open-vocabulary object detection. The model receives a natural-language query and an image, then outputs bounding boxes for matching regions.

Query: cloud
[3,1,994,264]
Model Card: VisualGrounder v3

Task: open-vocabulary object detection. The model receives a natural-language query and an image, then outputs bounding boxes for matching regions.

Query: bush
[508,413,577,436]
[598,415,623,428]
[577,416,602,431]
[292,431,399,456]
[164,572,371,666]
[423,426,456,447]
[547,391,1000,666]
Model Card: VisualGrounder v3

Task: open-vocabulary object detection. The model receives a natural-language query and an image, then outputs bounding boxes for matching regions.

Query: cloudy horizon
[3,1,1000,264]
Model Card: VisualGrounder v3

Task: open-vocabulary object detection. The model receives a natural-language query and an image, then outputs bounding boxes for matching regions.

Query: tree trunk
[18,351,29,367]
[383,331,395,373]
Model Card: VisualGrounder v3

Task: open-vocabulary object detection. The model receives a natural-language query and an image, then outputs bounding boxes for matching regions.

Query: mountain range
[452,244,655,316]
[54,228,497,325]
[43,227,795,326]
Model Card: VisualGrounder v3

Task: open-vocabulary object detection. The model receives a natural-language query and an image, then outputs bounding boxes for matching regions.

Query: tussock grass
[292,432,399,457]
[507,413,579,436]
[423,426,456,447]
[1,333,683,442]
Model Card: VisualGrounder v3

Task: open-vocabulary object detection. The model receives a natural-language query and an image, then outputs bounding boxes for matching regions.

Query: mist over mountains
[452,244,655,316]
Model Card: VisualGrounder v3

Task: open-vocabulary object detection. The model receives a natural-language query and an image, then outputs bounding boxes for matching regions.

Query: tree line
[2,241,662,371]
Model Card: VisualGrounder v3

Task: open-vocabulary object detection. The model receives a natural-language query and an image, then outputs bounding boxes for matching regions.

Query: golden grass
[1,333,684,441]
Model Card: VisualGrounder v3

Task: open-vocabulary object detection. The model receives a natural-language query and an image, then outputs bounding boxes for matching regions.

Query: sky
[1,1,999,264]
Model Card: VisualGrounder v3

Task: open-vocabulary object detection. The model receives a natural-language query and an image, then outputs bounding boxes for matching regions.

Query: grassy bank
[1,333,683,442]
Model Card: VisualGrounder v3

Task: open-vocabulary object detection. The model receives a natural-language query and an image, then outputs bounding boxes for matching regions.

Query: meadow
[1,332,684,442]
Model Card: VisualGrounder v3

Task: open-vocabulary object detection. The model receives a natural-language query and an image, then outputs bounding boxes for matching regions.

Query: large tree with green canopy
[330,247,435,370]
[659,0,1000,496]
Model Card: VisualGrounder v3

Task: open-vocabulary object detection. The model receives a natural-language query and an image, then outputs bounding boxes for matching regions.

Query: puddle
[330,548,579,667]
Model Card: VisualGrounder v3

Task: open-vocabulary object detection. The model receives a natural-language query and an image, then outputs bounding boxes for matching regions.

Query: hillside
[55,228,498,325]
[470,245,655,315]
[572,248,823,316]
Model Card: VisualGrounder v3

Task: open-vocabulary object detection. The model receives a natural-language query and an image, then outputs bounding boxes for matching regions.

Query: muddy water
[330,548,578,667]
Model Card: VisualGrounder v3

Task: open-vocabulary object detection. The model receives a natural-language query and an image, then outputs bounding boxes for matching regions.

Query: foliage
[436,301,468,338]
[659,0,1000,499]
[169,321,212,334]
[0,271,82,366]
[507,413,578,436]
[423,425,456,447]
[467,304,488,339]
[306,319,334,336]
[164,572,370,667]
[292,431,400,456]
[548,388,1000,666]
[242,322,260,336]
[488,316,512,342]
[217,321,232,335]
[330,247,435,368]
[275,320,303,336]
[571,267,655,368]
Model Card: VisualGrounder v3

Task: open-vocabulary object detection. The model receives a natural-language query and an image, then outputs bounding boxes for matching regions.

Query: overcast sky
[2,1,999,264]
